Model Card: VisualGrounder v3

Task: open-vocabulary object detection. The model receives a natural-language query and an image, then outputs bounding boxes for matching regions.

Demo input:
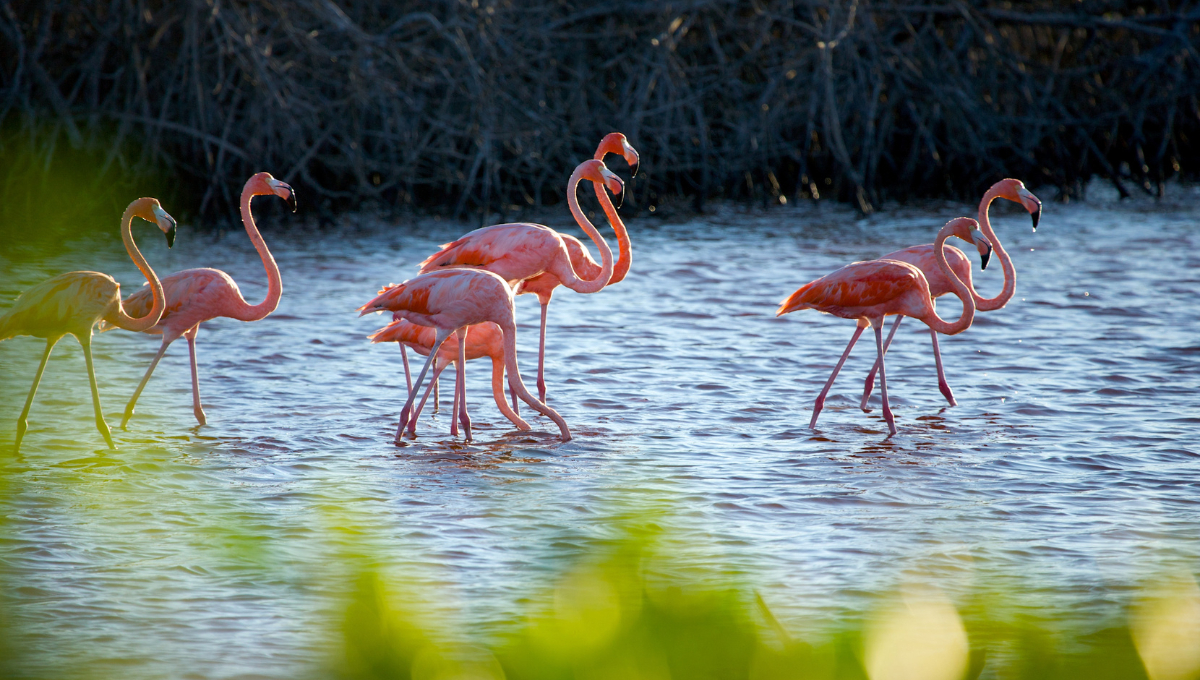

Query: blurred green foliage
[330,523,1194,680]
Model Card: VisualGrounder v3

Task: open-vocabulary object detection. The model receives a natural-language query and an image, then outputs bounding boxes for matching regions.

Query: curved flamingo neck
[496,316,571,441]
[232,186,283,321]
[975,186,1015,311]
[109,204,165,332]
[557,166,613,295]
[594,151,632,285]
[921,229,976,336]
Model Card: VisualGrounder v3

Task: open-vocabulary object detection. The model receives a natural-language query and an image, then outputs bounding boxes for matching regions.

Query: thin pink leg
[510,381,520,416]
[811,324,866,429]
[409,359,450,436]
[395,328,452,444]
[122,334,175,428]
[398,345,414,429]
[185,326,206,426]
[399,344,413,393]
[861,315,902,410]
[537,302,549,403]
[456,327,471,441]
[433,369,440,413]
[450,359,460,437]
[874,322,897,436]
[930,328,956,406]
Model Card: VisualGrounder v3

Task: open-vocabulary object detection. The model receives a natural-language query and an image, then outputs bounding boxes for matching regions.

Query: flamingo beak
[270,179,298,212]
[1018,188,1041,231]
[979,244,991,270]
[623,141,640,177]
[153,206,177,249]
[603,172,625,209]
[1030,206,1040,231]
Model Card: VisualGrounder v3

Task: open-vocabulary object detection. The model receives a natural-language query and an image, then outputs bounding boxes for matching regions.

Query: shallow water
[1,185,1198,678]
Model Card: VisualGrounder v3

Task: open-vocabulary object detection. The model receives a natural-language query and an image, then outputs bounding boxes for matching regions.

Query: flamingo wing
[778,260,922,316]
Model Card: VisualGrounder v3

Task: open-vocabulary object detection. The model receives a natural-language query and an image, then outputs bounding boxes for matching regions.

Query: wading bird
[369,317,528,437]
[776,218,982,436]
[359,269,571,444]
[859,179,1042,408]
[420,135,637,402]
[111,172,296,428]
[1,198,176,453]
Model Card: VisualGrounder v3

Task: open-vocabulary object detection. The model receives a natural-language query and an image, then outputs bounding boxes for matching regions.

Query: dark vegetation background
[2,0,1199,239]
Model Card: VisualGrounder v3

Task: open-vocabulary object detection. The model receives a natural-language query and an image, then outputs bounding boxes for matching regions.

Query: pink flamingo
[420,135,637,402]
[111,172,296,428]
[859,179,1042,408]
[1,198,176,453]
[359,269,571,444]
[369,317,529,437]
[776,218,982,436]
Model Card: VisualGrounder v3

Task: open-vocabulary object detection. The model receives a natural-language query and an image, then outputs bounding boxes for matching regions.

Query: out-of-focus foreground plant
[329,523,1199,680]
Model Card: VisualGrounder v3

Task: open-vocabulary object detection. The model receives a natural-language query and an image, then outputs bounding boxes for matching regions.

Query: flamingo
[859,179,1043,408]
[420,134,638,402]
[776,218,982,436]
[110,172,296,428]
[369,317,529,437]
[1,198,176,453]
[358,269,571,444]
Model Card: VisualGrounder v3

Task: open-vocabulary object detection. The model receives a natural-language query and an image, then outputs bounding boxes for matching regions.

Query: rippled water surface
[1,187,1198,677]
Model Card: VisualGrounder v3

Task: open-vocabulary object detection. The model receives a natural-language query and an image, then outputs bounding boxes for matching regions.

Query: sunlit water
[1,184,1198,678]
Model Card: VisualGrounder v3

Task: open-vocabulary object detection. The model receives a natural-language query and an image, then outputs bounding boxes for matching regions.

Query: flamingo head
[580,159,625,208]
[942,217,990,269]
[597,132,639,177]
[996,178,1041,231]
[247,172,298,213]
[130,197,177,249]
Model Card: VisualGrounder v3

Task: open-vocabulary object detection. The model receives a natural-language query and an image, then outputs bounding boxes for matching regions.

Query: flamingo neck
[496,316,571,441]
[975,186,1015,311]
[232,187,283,321]
[922,229,976,336]
[593,149,632,285]
[109,205,165,332]
[558,166,613,295]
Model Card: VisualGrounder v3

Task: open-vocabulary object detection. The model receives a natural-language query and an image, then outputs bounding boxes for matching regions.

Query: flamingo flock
[0,131,1047,452]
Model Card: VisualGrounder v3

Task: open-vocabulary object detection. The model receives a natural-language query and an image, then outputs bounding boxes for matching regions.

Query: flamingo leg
[122,335,174,429]
[409,360,450,436]
[185,326,206,425]
[456,327,471,441]
[874,322,897,436]
[402,353,433,436]
[450,361,460,437]
[78,332,115,450]
[929,329,957,406]
[395,328,452,444]
[811,324,865,429]
[510,381,520,416]
[860,315,903,410]
[399,344,413,393]
[537,301,549,403]
[433,370,440,413]
[14,337,58,454]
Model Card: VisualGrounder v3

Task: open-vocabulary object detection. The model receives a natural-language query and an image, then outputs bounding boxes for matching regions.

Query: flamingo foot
[121,407,134,429]
[882,407,897,436]
[810,398,825,429]
[860,370,877,411]
[939,381,958,407]
[194,407,207,427]
[14,420,28,454]
[97,417,115,450]
[537,378,547,404]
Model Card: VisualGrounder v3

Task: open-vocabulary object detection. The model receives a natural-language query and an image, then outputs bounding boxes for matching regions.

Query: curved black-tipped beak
[1031,207,1040,231]
[164,220,177,249]
[614,186,624,209]
[285,186,298,213]
[630,160,639,178]
[980,244,992,270]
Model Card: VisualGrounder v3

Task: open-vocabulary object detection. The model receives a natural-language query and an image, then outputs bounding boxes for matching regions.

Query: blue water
[0,183,1198,678]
